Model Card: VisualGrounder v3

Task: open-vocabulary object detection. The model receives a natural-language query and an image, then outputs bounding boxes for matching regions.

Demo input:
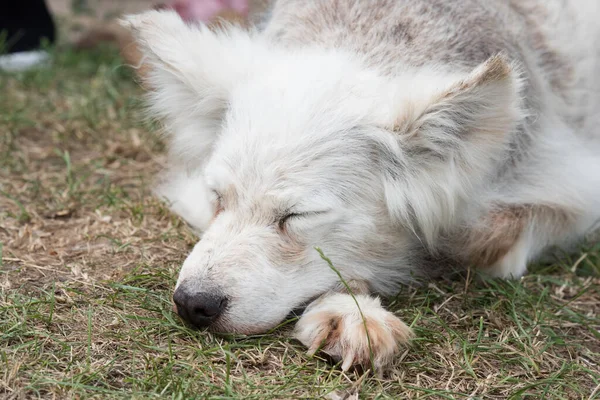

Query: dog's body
[123,0,600,371]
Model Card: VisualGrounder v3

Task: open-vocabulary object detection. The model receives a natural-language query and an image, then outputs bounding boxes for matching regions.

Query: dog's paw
[294,293,412,372]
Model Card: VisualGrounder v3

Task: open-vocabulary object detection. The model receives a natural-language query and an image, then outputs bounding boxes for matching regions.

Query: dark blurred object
[0,0,56,53]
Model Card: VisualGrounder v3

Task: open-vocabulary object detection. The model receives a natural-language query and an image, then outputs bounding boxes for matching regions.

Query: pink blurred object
[167,0,249,22]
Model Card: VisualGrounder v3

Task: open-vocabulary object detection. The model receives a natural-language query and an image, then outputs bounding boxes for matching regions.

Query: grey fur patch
[259,0,586,169]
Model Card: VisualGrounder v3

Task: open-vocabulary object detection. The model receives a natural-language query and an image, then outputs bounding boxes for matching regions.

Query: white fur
[154,168,213,232]
[121,4,600,370]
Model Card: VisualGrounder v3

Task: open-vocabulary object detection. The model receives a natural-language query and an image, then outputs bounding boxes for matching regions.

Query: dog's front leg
[294,284,413,372]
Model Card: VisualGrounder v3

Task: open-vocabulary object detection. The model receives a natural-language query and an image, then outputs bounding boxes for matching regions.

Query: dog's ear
[120,10,258,166]
[382,55,523,244]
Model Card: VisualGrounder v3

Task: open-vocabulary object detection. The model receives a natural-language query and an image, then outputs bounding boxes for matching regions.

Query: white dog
[121,0,600,372]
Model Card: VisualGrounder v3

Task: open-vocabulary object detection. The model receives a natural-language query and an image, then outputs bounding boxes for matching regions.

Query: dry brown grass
[1,43,599,399]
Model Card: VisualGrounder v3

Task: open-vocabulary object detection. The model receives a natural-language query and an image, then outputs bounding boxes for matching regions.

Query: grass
[0,44,599,399]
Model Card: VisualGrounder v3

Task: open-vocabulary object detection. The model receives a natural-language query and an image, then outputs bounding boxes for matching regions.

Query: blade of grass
[315,247,376,375]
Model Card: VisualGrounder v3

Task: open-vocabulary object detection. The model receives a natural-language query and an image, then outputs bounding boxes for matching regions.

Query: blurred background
[1,0,268,72]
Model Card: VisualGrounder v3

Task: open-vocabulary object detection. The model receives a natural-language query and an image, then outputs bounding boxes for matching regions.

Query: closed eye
[278,213,300,231]
[277,211,329,231]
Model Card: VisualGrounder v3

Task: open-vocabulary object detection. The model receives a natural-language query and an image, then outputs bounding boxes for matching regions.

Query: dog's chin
[210,302,318,335]
[208,319,284,335]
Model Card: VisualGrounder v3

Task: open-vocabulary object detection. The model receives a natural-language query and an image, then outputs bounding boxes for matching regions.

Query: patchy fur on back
[121,0,600,371]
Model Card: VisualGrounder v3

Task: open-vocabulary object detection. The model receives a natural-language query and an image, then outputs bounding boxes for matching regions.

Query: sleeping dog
[121,0,600,371]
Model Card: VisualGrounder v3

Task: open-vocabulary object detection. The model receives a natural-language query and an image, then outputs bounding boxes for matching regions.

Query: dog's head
[122,11,523,334]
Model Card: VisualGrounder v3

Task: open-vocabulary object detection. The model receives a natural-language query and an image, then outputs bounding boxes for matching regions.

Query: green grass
[0,46,599,399]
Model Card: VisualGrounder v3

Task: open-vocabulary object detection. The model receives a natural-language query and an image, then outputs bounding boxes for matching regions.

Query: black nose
[173,287,227,328]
